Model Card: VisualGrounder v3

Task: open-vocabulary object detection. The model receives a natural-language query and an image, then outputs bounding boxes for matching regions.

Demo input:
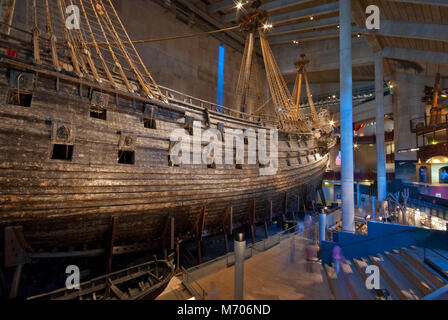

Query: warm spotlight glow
[263,23,273,30]
[354,144,358,148]
[329,120,335,126]
[236,1,243,10]
[310,16,314,20]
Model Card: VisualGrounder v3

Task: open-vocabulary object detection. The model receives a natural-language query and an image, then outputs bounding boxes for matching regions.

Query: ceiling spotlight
[357,33,361,38]
[236,1,244,10]
[292,40,299,44]
[310,16,314,20]
[337,25,340,29]
[332,94,336,98]
[354,144,358,148]
[263,23,273,30]
[329,120,335,126]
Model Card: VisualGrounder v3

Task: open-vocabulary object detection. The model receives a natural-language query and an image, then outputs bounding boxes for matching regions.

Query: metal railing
[180,266,207,300]
[226,225,300,267]
[410,114,448,133]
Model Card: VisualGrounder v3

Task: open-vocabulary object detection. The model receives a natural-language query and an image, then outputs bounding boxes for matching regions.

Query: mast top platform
[294,54,310,72]
[237,8,268,33]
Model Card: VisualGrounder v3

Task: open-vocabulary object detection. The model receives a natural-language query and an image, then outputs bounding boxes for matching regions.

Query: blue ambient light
[216,45,225,112]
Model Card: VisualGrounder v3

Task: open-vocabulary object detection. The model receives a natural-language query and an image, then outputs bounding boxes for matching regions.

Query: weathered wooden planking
[0,57,331,247]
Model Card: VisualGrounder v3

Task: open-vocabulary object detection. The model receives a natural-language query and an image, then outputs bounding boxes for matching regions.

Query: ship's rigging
[3,0,328,134]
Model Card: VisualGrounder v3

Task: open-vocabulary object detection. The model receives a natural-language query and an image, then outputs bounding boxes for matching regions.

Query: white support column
[339,0,354,233]
[375,52,387,203]
[234,233,245,300]
[319,213,326,243]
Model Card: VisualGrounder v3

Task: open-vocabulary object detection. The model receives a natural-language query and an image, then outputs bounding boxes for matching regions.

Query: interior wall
[114,0,249,109]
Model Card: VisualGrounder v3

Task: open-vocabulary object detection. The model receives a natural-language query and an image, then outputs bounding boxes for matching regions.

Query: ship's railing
[157,83,281,127]
[180,266,207,300]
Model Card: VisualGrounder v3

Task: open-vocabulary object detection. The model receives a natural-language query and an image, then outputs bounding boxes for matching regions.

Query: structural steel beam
[383,47,448,65]
[361,20,448,43]
[174,0,247,51]
[385,0,448,7]
[272,8,339,28]
[269,29,361,46]
[270,16,339,34]
[223,1,338,24]
[207,0,236,14]
[267,20,342,38]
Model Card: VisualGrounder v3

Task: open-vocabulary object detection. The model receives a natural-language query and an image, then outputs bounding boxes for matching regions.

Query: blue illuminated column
[357,181,360,207]
[339,0,355,233]
[375,52,386,203]
[216,45,225,112]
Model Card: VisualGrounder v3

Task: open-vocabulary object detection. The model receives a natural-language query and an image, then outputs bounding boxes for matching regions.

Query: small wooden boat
[26,259,174,300]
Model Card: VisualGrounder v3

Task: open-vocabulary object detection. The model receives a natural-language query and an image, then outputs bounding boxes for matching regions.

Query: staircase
[322,246,448,300]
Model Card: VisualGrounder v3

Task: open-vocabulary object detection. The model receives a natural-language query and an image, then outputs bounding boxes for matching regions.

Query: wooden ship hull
[0,0,334,254]
[0,60,329,247]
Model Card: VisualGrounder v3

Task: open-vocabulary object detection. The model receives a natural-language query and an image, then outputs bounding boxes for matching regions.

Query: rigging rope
[86,25,240,47]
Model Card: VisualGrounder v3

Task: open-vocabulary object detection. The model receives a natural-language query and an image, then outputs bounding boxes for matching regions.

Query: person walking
[332,245,346,275]
[305,243,314,272]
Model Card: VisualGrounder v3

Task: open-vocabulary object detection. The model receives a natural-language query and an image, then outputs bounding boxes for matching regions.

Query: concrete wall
[393,72,435,161]
[114,0,249,109]
[393,72,437,182]
[273,37,374,77]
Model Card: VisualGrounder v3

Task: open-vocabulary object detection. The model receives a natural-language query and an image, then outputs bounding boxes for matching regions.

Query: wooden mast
[235,1,267,115]
[242,32,255,112]
[0,0,16,36]
[45,0,61,71]
[32,0,41,64]
[294,54,319,126]
[429,72,442,126]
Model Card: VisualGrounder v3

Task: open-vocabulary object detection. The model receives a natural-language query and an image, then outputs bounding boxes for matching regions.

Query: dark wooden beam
[249,199,256,244]
[0,267,6,297]
[319,185,327,207]
[222,206,232,253]
[222,206,233,235]
[170,217,175,250]
[195,205,206,264]
[9,264,23,299]
[106,216,118,274]
[283,192,288,226]
[264,220,269,238]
